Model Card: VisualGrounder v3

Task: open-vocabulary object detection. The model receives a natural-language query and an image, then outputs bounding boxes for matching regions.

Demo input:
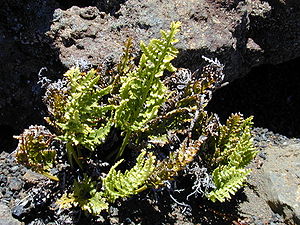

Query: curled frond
[14,125,58,181]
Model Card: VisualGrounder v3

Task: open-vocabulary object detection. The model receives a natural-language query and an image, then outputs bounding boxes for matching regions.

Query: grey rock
[262,143,300,225]
[11,201,31,221]
[0,203,23,225]
[8,178,23,192]
[2,169,9,176]
[22,171,47,184]
[9,166,19,173]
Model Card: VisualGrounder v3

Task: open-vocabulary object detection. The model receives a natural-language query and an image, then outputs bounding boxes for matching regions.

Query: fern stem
[66,142,83,169]
[40,171,59,181]
[116,130,132,159]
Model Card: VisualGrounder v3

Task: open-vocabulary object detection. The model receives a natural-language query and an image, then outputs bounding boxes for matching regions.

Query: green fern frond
[56,67,114,151]
[84,191,109,215]
[206,114,257,202]
[56,175,109,215]
[103,151,156,202]
[114,22,181,158]
[206,166,250,202]
[44,67,115,166]
[212,113,257,167]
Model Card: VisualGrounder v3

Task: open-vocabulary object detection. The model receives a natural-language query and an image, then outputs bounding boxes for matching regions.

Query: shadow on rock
[207,57,300,138]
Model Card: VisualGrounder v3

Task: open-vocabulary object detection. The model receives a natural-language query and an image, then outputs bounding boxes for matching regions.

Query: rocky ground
[0,126,295,225]
[1,58,300,224]
[0,0,300,224]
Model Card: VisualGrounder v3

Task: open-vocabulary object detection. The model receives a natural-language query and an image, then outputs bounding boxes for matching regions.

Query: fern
[102,151,156,202]
[206,166,250,202]
[15,21,257,217]
[56,175,109,215]
[14,125,58,181]
[44,67,114,166]
[56,67,114,150]
[149,137,205,188]
[114,21,181,158]
[206,114,258,202]
[211,113,257,167]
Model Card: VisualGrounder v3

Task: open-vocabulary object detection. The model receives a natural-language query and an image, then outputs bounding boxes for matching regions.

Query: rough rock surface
[0,203,23,225]
[238,132,300,225]
[262,143,300,224]
[47,0,300,81]
[1,0,300,148]
[0,0,65,152]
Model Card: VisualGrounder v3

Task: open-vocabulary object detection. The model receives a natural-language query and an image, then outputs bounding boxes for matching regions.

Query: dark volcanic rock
[1,0,300,152]
[47,0,300,82]
[0,0,64,152]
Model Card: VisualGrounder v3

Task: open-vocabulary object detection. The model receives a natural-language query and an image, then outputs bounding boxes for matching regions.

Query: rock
[261,143,300,225]
[11,200,32,221]
[0,203,23,225]
[22,171,47,184]
[0,0,65,152]
[46,0,300,82]
[8,178,23,192]
[1,0,300,152]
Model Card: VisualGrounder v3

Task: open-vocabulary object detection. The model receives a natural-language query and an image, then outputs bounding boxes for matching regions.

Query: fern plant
[57,151,155,215]
[102,151,156,202]
[14,21,257,217]
[205,114,258,202]
[44,67,114,166]
[114,21,181,158]
[14,125,58,181]
[57,175,109,215]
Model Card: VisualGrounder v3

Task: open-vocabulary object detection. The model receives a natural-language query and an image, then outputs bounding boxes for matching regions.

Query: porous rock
[1,0,300,149]
[0,203,23,225]
[47,0,300,82]
[261,143,300,225]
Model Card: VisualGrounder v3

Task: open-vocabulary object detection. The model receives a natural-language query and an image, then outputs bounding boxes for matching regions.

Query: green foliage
[15,21,257,217]
[206,166,250,202]
[212,114,257,168]
[57,175,109,215]
[44,67,114,166]
[115,21,180,132]
[54,67,114,151]
[114,21,181,158]
[14,125,58,181]
[206,114,258,202]
[102,151,156,202]
[57,151,155,215]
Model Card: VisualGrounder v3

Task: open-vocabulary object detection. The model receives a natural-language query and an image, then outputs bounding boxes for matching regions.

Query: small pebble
[10,166,19,173]
[8,178,23,191]
[2,169,9,175]
[258,152,266,160]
